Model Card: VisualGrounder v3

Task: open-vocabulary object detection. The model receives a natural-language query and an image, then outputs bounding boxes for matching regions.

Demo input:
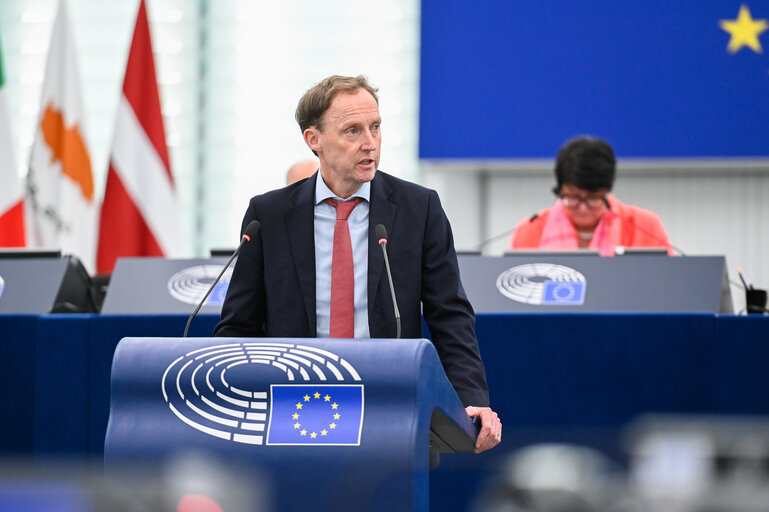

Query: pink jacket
[509,196,673,256]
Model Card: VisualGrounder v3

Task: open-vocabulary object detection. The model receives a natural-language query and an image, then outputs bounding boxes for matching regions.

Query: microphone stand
[183,220,260,337]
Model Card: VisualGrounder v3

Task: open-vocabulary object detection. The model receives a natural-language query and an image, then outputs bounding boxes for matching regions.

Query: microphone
[602,197,687,256]
[375,224,401,339]
[476,212,541,252]
[183,220,261,338]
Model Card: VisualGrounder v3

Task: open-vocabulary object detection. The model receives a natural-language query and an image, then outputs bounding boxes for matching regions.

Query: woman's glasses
[559,194,607,210]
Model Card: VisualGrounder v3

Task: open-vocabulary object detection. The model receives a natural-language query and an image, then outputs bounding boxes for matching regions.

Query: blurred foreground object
[0,452,271,512]
[473,415,769,512]
[472,443,628,512]
[626,414,769,512]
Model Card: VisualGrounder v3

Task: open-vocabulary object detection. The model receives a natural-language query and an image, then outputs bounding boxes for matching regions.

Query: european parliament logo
[267,385,363,445]
[161,342,364,446]
[496,263,586,306]
[167,265,232,306]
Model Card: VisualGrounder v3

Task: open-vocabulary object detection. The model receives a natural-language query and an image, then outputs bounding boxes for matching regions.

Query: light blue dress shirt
[314,174,370,338]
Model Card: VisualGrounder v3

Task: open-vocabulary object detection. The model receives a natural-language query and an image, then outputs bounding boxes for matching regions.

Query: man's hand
[465,406,501,454]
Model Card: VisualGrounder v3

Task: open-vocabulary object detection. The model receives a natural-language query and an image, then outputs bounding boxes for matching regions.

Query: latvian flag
[97,0,177,274]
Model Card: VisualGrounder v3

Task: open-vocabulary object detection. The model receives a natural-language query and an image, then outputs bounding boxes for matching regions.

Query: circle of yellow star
[720,4,768,54]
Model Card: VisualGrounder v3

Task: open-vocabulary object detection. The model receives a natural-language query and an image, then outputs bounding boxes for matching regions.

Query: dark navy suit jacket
[215,171,490,407]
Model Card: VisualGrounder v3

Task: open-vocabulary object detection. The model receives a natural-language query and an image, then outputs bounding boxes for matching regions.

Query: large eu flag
[266,385,364,445]
[420,1,769,159]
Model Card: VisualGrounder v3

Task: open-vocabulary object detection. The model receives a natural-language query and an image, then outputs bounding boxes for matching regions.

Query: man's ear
[303,127,321,154]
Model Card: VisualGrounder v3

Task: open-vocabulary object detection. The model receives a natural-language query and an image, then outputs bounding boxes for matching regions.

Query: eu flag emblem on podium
[542,281,586,305]
[267,385,364,445]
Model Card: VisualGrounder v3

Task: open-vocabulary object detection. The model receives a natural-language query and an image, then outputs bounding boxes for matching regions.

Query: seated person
[509,136,672,255]
[286,159,318,185]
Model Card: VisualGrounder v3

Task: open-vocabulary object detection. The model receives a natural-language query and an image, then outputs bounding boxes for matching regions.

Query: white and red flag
[26,0,95,267]
[0,29,25,247]
[97,0,177,274]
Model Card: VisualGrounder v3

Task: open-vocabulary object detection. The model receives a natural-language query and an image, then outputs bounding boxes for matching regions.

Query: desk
[2,313,768,509]
[2,313,764,454]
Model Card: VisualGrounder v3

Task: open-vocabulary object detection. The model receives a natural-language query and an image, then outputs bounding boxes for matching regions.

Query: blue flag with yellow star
[266,385,364,445]
[420,1,769,158]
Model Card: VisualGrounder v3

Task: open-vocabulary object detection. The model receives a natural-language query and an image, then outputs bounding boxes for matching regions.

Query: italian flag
[0,30,25,247]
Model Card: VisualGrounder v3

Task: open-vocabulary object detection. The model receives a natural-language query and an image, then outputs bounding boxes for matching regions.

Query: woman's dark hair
[553,136,616,193]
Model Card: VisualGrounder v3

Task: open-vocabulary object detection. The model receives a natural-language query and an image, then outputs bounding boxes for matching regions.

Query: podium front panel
[459,254,732,313]
[101,257,230,314]
[105,337,475,512]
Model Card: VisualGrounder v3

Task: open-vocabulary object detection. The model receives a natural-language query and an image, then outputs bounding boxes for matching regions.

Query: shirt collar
[315,169,371,205]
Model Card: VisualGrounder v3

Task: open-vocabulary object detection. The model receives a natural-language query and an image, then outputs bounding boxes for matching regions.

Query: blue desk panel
[714,315,769,414]
[3,312,767,511]
[475,314,718,426]
[20,312,769,457]
[34,315,91,456]
[0,315,37,454]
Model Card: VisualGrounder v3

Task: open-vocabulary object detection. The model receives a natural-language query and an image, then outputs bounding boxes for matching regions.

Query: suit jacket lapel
[368,173,397,333]
[284,175,318,335]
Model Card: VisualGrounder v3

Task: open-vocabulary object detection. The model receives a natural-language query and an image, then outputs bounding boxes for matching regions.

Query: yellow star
[295,403,303,410]
[333,413,340,420]
[321,429,328,436]
[329,422,337,429]
[294,422,301,429]
[300,429,307,436]
[324,395,331,402]
[331,402,338,410]
[310,432,318,439]
[303,394,311,402]
[314,392,321,399]
[292,413,299,420]
[720,4,768,53]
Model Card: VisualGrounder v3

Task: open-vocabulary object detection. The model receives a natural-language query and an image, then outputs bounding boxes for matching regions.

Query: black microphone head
[243,220,261,240]
[375,224,388,241]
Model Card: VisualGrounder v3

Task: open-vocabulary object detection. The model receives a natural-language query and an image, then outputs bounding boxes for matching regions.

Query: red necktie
[325,198,363,338]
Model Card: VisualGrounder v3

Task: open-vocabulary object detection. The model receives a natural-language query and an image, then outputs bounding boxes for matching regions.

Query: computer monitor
[504,249,600,257]
[0,248,62,259]
[615,247,669,255]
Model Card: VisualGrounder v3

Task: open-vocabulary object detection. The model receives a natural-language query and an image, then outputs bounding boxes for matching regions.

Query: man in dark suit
[216,75,500,453]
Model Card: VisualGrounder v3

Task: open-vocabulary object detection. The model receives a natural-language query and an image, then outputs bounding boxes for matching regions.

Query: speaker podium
[105,337,477,511]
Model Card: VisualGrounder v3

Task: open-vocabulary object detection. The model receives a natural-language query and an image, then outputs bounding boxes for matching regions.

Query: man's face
[304,89,381,198]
